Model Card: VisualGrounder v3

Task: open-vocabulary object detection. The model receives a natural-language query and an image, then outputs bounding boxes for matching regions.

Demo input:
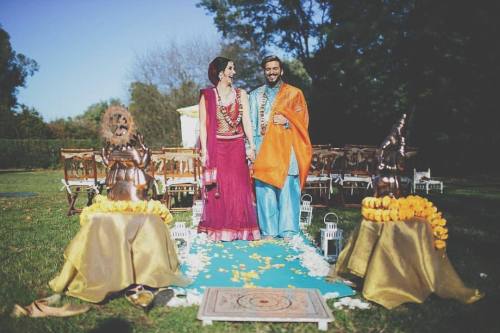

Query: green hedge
[0,139,100,169]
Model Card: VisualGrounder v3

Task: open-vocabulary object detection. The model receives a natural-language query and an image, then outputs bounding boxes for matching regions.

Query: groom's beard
[265,73,282,87]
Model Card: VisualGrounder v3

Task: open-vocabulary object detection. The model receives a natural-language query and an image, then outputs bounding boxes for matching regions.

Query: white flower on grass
[333,297,371,310]
[183,233,211,279]
[323,292,340,300]
[167,289,203,307]
[288,235,330,277]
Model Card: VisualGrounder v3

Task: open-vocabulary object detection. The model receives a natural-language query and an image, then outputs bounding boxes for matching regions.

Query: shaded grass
[0,171,499,332]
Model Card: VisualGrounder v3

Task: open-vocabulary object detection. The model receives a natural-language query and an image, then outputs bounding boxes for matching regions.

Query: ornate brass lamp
[373,113,407,198]
[100,106,151,201]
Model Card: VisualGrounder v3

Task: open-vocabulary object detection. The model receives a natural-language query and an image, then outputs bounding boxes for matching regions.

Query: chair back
[60,148,98,183]
[147,150,165,178]
[413,168,431,183]
[162,148,200,181]
[92,150,108,181]
[344,145,378,175]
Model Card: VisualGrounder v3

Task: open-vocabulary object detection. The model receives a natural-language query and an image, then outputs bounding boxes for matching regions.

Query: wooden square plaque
[197,287,334,331]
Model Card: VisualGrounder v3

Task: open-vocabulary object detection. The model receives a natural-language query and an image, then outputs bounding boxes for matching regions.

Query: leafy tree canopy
[198,0,500,174]
[0,26,39,138]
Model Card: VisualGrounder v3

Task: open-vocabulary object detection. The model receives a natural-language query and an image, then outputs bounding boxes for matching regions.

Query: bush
[0,139,100,169]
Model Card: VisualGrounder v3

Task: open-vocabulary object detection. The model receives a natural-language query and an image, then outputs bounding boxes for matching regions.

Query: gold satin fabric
[49,213,190,303]
[332,218,484,309]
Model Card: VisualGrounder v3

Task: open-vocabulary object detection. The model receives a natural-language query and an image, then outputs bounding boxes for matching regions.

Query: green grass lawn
[0,170,499,332]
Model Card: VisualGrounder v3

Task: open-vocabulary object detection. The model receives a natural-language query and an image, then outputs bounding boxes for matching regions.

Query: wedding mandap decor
[48,106,189,308]
[331,113,484,309]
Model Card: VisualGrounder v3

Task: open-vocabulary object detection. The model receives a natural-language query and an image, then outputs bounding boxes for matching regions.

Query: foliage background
[2,1,499,174]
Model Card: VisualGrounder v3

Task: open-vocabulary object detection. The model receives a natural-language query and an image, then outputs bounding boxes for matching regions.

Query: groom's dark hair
[260,55,283,69]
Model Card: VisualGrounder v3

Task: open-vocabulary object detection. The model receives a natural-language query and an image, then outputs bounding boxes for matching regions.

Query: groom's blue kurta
[249,84,300,237]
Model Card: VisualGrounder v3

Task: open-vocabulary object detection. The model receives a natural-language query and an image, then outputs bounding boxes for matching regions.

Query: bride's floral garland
[361,195,448,250]
[80,195,173,227]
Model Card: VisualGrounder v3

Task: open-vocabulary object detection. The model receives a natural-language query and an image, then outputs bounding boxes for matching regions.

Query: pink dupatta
[201,88,218,185]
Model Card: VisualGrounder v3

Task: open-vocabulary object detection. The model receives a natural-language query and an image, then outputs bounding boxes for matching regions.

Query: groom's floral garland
[361,195,448,250]
[80,195,173,227]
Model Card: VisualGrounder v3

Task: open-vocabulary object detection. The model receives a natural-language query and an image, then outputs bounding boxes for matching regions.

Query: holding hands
[246,145,256,163]
[273,114,288,126]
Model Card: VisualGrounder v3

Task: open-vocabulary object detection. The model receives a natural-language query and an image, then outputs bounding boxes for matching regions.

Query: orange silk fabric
[253,84,312,189]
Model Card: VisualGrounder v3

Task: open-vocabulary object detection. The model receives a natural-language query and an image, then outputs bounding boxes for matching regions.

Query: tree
[199,0,500,173]
[197,0,330,73]
[13,105,50,138]
[131,36,262,92]
[47,99,122,140]
[74,98,123,140]
[128,82,182,147]
[129,36,263,147]
[0,26,39,138]
[131,37,219,92]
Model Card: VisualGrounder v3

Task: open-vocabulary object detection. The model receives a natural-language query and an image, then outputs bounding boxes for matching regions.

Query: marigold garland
[361,195,448,250]
[80,195,173,227]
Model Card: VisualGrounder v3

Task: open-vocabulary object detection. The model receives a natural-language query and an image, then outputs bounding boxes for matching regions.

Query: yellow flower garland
[361,195,448,250]
[80,195,173,227]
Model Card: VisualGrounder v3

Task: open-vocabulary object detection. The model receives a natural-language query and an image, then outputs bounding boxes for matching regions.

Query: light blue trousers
[255,176,300,238]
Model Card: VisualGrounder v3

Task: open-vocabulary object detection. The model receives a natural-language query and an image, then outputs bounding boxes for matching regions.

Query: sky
[0,0,219,121]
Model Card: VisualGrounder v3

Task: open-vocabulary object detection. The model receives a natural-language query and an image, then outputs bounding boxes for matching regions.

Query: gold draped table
[49,212,190,303]
[332,218,483,309]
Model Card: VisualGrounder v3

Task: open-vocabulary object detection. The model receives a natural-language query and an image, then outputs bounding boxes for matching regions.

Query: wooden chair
[304,151,333,204]
[146,150,166,200]
[162,149,201,212]
[336,145,377,205]
[60,148,103,216]
[93,150,108,194]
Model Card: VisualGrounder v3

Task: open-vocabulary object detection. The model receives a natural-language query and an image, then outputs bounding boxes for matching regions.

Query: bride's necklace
[215,87,242,133]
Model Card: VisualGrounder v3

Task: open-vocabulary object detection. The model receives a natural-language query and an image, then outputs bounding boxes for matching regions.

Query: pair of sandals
[124,285,174,310]
[12,294,90,318]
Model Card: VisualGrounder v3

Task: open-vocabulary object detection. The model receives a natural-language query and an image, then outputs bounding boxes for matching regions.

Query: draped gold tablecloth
[332,218,483,309]
[49,212,190,303]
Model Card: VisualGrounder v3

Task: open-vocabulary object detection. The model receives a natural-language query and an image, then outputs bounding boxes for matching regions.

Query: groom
[249,55,312,239]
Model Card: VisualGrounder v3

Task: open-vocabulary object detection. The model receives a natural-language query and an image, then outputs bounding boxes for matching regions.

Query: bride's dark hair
[208,56,231,85]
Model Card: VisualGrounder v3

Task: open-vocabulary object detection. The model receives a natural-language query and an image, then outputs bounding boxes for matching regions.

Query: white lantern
[320,212,343,261]
[299,193,314,231]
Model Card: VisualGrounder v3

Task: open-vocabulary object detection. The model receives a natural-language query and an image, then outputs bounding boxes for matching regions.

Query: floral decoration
[80,195,173,227]
[361,195,448,250]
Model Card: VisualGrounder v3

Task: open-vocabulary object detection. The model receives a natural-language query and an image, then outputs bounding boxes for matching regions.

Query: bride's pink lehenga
[197,88,260,241]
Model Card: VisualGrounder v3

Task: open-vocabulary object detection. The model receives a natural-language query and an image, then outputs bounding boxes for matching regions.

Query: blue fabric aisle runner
[181,237,354,298]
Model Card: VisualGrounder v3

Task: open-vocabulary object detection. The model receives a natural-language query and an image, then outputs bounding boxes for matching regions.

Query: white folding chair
[412,168,443,194]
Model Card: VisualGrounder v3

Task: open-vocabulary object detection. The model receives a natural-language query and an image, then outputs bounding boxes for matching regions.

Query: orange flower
[435,239,446,249]
[382,196,391,209]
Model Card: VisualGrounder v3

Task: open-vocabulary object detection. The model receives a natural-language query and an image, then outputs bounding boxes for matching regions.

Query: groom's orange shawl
[253,83,312,189]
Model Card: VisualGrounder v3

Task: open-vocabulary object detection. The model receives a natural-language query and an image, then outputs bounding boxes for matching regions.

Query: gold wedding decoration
[332,194,483,309]
[361,195,447,249]
[80,195,173,227]
[100,105,136,146]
